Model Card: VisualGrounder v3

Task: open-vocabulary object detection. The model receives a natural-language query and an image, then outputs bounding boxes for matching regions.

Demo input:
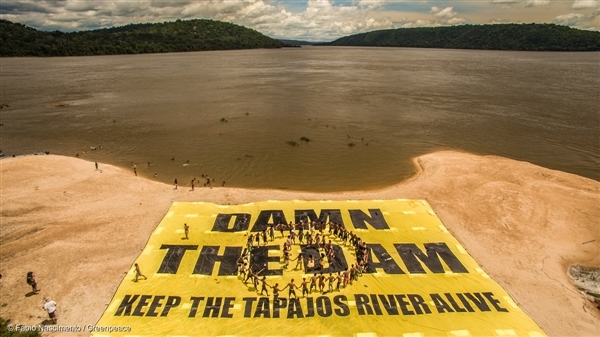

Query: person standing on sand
[191,179,195,191]
[26,272,39,293]
[134,263,147,282]
[281,279,299,299]
[260,276,270,296]
[301,278,309,298]
[174,178,178,190]
[184,223,189,240]
[309,273,317,294]
[134,167,137,176]
[262,230,268,246]
[292,252,304,270]
[43,298,57,324]
[95,162,98,170]
[271,283,281,302]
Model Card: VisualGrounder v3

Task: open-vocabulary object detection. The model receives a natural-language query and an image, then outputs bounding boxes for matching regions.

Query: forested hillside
[0,19,286,56]
[323,24,600,51]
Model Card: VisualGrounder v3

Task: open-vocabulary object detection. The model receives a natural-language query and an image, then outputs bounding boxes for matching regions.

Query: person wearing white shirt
[43,298,57,324]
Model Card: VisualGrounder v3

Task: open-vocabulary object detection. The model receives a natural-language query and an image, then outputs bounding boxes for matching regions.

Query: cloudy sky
[0,0,598,41]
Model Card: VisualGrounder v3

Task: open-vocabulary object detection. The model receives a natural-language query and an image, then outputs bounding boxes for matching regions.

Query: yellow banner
[94,200,545,337]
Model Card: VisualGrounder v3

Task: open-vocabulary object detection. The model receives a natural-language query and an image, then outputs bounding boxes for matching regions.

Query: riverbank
[0,151,598,336]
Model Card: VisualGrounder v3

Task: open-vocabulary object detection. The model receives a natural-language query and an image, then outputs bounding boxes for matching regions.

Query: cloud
[64,1,100,13]
[552,12,590,27]
[447,17,467,24]
[0,0,398,40]
[430,6,456,20]
[2,0,595,40]
[556,12,600,31]
[358,0,385,9]
[525,0,550,7]
[241,0,394,40]
[401,19,438,28]
[0,1,58,14]
[394,6,468,28]
[426,6,466,25]
[571,0,599,9]
[488,18,513,23]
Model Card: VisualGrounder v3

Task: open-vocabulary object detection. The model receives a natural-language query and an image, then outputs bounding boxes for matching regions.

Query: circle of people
[236,221,370,302]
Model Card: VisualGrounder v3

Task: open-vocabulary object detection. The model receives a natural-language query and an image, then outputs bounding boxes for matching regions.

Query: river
[1,47,598,191]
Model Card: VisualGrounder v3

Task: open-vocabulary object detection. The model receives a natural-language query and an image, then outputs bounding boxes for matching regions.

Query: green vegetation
[0,317,42,337]
[0,19,286,57]
[323,24,600,51]
[220,118,228,123]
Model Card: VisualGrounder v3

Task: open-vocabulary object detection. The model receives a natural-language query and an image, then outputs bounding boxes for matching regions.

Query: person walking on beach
[184,223,189,240]
[43,297,57,324]
[134,263,147,282]
[191,179,195,191]
[133,167,137,176]
[174,178,178,190]
[95,162,98,170]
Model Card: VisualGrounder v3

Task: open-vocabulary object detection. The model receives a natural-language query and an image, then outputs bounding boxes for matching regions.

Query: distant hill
[0,19,286,57]
[278,39,317,46]
[323,23,600,51]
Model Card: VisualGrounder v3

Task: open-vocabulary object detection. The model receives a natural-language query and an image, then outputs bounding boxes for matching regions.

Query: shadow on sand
[25,291,40,297]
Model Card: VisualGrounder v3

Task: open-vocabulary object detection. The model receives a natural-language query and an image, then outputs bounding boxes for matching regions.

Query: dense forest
[0,19,286,56]
[323,24,600,51]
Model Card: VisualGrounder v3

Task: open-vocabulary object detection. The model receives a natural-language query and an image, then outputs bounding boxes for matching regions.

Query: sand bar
[0,151,598,336]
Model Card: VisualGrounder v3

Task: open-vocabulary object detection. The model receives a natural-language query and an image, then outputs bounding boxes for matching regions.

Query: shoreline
[1,151,598,336]
[3,148,598,194]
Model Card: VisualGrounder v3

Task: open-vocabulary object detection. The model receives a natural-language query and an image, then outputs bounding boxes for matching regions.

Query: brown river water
[1,47,598,191]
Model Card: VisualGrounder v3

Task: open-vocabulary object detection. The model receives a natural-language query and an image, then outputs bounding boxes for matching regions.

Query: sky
[0,0,598,41]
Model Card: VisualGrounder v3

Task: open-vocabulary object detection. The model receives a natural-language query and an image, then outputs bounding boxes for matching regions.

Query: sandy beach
[0,151,598,336]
